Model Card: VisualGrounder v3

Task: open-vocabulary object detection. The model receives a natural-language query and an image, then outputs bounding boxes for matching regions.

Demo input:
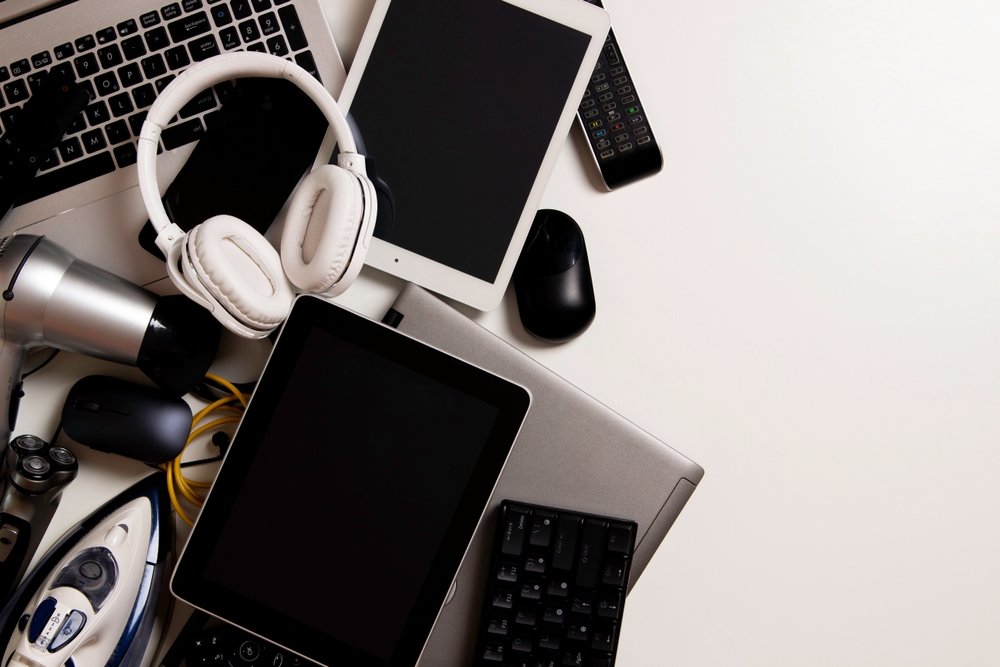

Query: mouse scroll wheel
[75,401,100,412]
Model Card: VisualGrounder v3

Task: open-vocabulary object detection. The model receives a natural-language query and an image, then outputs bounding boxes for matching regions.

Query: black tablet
[171,296,531,667]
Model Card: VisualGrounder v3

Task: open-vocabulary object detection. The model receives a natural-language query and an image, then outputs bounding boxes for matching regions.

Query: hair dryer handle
[0,340,27,445]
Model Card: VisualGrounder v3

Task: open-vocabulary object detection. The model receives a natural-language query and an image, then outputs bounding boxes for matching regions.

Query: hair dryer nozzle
[137,296,221,396]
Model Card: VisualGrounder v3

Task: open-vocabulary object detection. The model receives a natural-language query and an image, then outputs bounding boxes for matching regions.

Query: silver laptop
[0,0,347,288]
[385,283,704,665]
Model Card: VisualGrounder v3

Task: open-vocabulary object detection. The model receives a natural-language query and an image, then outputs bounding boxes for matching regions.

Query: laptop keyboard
[477,501,637,667]
[0,0,321,207]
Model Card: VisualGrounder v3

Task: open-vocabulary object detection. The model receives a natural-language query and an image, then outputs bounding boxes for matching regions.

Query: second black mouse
[61,375,192,464]
[513,209,596,343]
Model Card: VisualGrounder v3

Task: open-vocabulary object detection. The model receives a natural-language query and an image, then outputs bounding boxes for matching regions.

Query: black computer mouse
[513,209,596,343]
[61,375,192,464]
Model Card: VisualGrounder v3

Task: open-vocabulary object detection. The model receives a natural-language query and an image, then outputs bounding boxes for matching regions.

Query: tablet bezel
[339,0,610,311]
[171,295,531,667]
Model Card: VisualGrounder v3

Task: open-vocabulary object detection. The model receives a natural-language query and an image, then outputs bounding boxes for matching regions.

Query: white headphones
[137,52,376,339]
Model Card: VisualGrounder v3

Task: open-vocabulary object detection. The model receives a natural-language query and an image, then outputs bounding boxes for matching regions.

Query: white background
[17,0,1000,665]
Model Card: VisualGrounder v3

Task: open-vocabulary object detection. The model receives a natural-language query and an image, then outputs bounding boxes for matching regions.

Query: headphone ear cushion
[281,165,365,293]
[189,215,295,329]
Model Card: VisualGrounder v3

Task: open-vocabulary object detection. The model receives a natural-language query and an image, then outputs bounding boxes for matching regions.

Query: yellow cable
[164,375,250,526]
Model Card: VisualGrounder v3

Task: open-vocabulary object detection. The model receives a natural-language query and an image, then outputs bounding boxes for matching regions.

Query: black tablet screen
[349,0,592,283]
[202,327,501,660]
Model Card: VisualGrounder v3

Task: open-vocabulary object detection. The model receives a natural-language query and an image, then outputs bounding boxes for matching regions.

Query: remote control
[476,500,637,667]
[184,621,317,667]
[0,71,91,218]
[576,0,662,190]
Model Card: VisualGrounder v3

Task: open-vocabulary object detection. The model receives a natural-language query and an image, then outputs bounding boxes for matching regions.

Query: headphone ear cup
[188,215,295,331]
[281,165,365,293]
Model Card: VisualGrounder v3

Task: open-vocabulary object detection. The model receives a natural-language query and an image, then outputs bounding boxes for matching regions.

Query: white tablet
[339,0,610,310]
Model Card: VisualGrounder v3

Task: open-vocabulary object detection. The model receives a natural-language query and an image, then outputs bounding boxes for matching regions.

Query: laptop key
[189,35,220,61]
[75,36,96,52]
[265,35,288,57]
[128,110,148,136]
[293,51,320,82]
[58,137,84,162]
[96,27,117,44]
[31,52,52,69]
[94,72,120,96]
[85,101,110,126]
[258,11,278,35]
[162,3,182,20]
[165,46,190,70]
[74,54,100,78]
[140,11,161,28]
[145,27,170,52]
[122,36,147,61]
[4,80,29,105]
[160,117,204,149]
[81,129,107,153]
[113,142,137,168]
[141,54,167,79]
[54,44,75,60]
[117,19,139,37]
[105,120,130,144]
[50,63,76,82]
[220,28,240,50]
[10,60,30,77]
[109,92,134,118]
[27,72,49,96]
[231,0,252,19]
[168,11,210,42]
[277,6,307,51]
[239,19,261,43]
[0,67,9,83]
[251,0,270,10]
[132,83,156,109]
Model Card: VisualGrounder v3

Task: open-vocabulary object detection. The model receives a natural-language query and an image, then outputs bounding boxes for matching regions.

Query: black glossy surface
[513,210,596,344]
[62,375,192,464]
[136,295,220,397]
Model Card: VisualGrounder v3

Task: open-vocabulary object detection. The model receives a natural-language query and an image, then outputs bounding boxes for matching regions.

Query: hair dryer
[0,235,220,444]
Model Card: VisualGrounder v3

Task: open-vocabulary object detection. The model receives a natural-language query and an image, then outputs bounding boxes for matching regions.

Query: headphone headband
[137,52,359,247]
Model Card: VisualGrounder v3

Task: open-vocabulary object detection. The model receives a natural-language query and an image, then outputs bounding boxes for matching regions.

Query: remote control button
[633,126,647,136]
[617,85,631,95]
[595,140,610,150]
[583,109,598,119]
[609,66,624,76]
[599,149,614,160]
[239,640,260,661]
[618,142,633,152]
[637,136,652,145]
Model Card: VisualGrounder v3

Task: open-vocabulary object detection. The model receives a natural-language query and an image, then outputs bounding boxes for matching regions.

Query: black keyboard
[476,501,637,667]
[0,0,321,207]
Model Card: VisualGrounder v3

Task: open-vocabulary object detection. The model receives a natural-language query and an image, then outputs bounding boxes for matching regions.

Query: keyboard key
[596,593,620,619]
[20,152,115,204]
[591,627,614,652]
[258,11,278,35]
[165,46,190,70]
[50,63,76,82]
[510,635,532,653]
[109,92,134,117]
[140,11,161,28]
[179,87,215,117]
[27,72,48,95]
[524,555,546,573]
[168,11,210,42]
[575,520,606,588]
[543,606,566,624]
[162,2,181,19]
[54,43,74,60]
[514,609,536,626]
[231,0,251,19]
[145,27,170,52]
[0,67,9,83]
[266,34,288,57]
[607,525,631,554]
[74,53,100,78]
[118,63,143,88]
[189,35,220,61]
[66,112,87,134]
[58,137,84,162]
[251,0,270,9]
[113,142,137,167]
[132,83,156,108]
[486,617,508,636]
[246,43,265,53]
[492,591,514,610]
[482,644,504,663]
[81,128,107,153]
[10,60,30,77]
[520,581,542,600]
[96,27,117,44]
[141,54,167,79]
[96,26,118,44]
[0,108,21,132]
[277,6,307,50]
[160,117,203,149]
[570,596,593,615]
[547,578,569,597]
[530,510,555,547]
[75,35,96,52]
[211,4,232,26]
[31,52,52,69]
[183,0,203,11]
[154,74,175,93]
[501,508,529,556]
[538,634,560,651]
[220,27,240,50]
[601,560,625,587]
[294,51,320,82]
[105,119,130,144]
[122,36,147,60]
[117,19,139,36]
[85,100,110,125]
[238,19,260,43]
[552,515,580,571]
[3,80,29,105]
[94,72,120,96]
[127,110,148,136]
